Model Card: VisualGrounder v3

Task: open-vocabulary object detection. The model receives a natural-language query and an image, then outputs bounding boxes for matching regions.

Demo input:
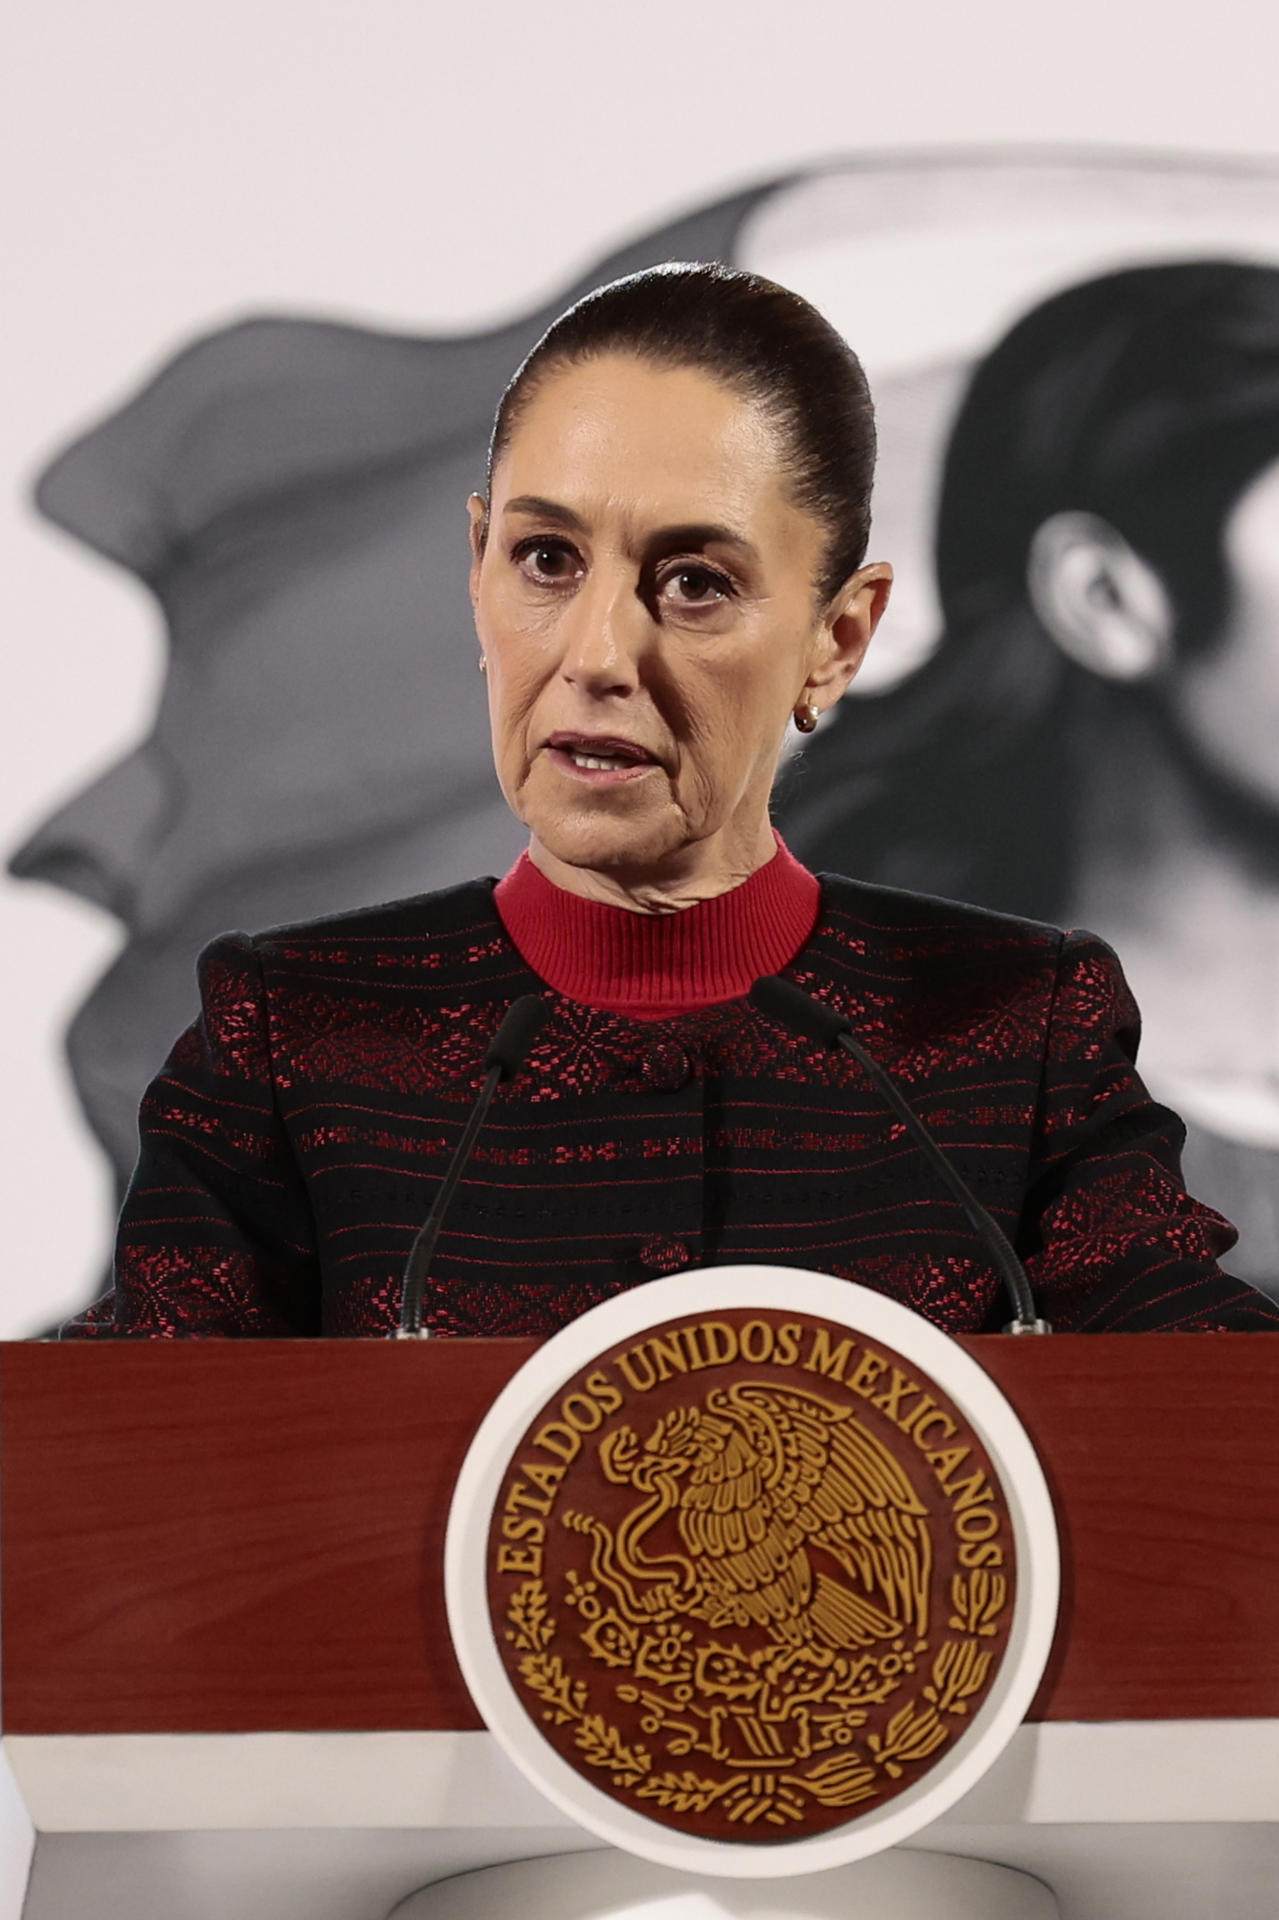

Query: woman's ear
[811,561,895,698]
[1027,511,1173,680]
[466,493,489,606]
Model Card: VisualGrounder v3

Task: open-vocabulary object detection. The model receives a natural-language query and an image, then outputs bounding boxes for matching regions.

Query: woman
[60,263,1279,1339]
[777,261,1279,1293]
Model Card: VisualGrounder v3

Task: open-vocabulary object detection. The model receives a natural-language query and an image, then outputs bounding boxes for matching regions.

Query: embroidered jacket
[61,875,1279,1338]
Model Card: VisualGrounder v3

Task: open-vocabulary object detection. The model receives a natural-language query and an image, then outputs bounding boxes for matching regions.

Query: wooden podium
[1,1336,1278,1920]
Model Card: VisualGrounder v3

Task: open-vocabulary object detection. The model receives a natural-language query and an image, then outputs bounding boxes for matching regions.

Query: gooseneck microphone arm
[396,994,549,1339]
[749,975,1050,1335]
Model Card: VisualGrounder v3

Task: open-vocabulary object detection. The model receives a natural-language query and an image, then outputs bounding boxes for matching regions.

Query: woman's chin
[530,811,687,881]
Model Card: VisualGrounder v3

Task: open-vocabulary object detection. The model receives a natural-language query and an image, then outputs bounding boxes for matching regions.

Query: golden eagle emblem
[570,1381,932,1651]
[489,1312,1014,1842]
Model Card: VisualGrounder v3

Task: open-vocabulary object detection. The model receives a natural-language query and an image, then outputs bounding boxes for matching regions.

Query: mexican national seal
[486,1304,1016,1844]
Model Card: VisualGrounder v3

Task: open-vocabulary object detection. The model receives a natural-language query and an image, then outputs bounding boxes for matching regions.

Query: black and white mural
[11,151,1279,1302]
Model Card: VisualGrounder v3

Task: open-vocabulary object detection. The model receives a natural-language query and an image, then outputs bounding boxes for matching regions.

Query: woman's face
[468,353,889,898]
[1172,452,1279,810]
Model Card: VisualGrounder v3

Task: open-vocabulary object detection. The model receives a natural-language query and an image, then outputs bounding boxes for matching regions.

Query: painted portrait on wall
[11,150,1279,1294]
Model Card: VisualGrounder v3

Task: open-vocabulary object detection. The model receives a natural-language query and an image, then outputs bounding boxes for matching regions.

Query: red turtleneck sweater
[493,835,820,1019]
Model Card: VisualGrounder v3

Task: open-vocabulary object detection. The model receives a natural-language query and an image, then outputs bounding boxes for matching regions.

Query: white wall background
[5,0,1279,1337]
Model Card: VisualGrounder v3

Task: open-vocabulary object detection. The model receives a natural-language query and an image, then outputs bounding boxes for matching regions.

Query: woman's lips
[545,735,661,784]
[546,744,658,784]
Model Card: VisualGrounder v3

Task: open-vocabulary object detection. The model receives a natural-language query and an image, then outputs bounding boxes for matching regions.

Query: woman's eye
[659,564,734,606]
[513,538,580,583]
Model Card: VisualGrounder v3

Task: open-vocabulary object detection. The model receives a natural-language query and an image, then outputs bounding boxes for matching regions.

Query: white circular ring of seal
[445,1266,1060,1878]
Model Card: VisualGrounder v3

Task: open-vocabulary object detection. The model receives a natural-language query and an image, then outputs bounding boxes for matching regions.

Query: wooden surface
[2,1336,1277,1735]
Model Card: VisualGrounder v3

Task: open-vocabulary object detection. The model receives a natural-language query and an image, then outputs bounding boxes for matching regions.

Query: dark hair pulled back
[938,259,1279,660]
[484,261,877,605]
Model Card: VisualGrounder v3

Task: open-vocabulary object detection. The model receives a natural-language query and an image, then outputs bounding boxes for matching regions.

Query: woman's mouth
[546,736,659,782]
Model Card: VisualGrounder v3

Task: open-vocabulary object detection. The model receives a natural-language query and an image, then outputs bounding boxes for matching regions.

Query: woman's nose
[558,567,652,696]
[7,748,173,923]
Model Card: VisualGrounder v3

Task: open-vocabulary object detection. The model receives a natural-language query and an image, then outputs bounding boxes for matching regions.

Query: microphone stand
[396,995,548,1339]
[750,975,1051,1335]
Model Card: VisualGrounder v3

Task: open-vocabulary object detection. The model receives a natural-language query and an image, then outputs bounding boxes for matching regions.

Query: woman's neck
[527,814,781,916]
[495,832,820,1019]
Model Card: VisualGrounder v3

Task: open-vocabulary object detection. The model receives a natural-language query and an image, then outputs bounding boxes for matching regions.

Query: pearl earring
[478,654,488,675]
[793,701,820,734]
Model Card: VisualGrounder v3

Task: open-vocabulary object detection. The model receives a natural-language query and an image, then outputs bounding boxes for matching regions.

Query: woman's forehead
[494,356,800,537]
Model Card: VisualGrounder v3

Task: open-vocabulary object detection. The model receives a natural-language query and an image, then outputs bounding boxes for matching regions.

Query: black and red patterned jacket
[61,874,1279,1338]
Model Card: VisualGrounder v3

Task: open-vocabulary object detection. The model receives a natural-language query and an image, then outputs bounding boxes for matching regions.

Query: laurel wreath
[503,1565,1008,1826]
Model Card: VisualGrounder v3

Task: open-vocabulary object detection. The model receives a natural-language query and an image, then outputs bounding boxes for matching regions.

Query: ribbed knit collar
[493,834,820,1020]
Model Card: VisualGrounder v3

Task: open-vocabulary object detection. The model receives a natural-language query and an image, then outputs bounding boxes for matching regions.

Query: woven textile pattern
[61,876,1279,1339]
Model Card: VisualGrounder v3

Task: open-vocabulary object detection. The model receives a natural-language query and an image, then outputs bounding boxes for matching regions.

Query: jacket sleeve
[1018,929,1279,1331]
[60,933,322,1338]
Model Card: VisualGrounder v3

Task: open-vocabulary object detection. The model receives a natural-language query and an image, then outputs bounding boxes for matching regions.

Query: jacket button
[640,1044,690,1092]
[639,1236,689,1273]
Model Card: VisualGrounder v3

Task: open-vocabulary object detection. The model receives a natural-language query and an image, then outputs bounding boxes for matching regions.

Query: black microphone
[749,975,1050,1335]
[396,994,549,1339]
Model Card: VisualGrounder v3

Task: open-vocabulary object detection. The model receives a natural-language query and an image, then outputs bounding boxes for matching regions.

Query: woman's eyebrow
[502,494,758,559]
[647,521,760,562]
[503,493,588,531]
